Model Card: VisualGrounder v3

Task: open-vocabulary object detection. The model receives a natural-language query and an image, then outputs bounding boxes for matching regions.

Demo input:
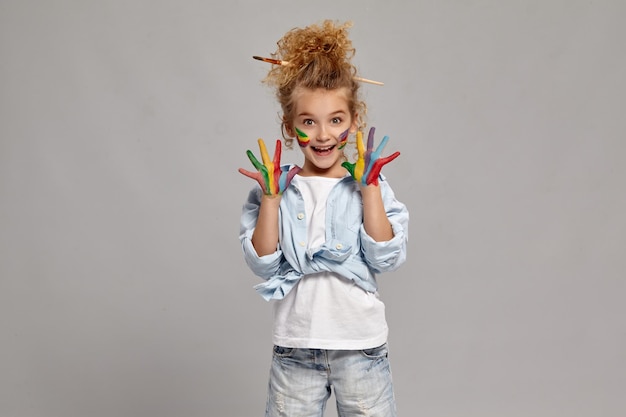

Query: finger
[354,131,365,181]
[380,151,401,165]
[246,149,271,189]
[371,135,390,161]
[286,165,302,188]
[278,165,302,193]
[258,139,272,166]
[355,130,365,158]
[238,168,258,179]
[367,126,376,152]
[341,161,356,178]
[366,151,400,185]
[272,140,282,169]
[365,126,376,169]
[272,140,283,194]
[288,165,302,177]
[246,150,264,172]
[257,139,276,194]
[238,168,269,194]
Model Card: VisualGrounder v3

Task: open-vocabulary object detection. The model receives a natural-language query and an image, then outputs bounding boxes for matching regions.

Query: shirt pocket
[338,193,363,235]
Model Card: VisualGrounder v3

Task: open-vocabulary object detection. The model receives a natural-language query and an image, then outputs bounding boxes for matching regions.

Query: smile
[311,145,336,153]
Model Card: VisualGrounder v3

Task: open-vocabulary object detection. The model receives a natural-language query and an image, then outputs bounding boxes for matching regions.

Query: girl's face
[288,87,357,178]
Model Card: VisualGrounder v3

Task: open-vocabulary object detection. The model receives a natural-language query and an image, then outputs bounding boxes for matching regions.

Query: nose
[317,125,331,142]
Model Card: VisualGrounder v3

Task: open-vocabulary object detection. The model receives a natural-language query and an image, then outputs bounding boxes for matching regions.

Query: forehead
[293,87,351,115]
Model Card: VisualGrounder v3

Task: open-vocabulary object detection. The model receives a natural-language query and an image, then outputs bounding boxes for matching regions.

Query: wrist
[359,183,380,193]
[261,193,282,204]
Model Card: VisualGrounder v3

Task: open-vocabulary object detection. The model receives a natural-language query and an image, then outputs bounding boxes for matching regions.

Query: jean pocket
[360,343,389,359]
[273,345,295,358]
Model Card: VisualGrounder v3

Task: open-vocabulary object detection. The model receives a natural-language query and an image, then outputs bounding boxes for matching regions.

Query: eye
[331,117,342,124]
[303,119,314,126]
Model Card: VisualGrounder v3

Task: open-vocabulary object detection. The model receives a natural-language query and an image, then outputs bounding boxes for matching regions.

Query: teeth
[313,146,333,151]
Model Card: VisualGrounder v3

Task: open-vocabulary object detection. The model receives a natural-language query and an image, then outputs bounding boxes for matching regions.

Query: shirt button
[297,213,305,220]
[299,241,306,247]
[335,243,343,250]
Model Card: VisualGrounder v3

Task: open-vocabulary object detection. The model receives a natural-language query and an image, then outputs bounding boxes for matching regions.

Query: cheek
[299,146,312,160]
[297,136,309,148]
[294,127,310,148]
[337,129,349,150]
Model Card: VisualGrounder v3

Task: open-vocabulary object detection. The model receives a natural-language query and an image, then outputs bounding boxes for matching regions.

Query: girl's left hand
[239,138,301,195]
[342,127,400,186]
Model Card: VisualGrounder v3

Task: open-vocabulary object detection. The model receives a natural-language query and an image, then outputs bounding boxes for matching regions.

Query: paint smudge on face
[338,129,349,150]
[294,127,310,147]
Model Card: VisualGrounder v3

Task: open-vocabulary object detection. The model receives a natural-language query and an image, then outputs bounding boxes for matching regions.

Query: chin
[312,155,340,169]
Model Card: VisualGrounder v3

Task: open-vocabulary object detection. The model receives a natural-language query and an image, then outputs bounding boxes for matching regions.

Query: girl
[239,20,409,417]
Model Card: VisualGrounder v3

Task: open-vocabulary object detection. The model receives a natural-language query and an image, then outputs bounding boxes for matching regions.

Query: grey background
[1,1,624,416]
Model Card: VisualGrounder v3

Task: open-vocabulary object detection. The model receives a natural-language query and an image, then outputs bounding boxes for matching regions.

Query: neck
[299,161,346,178]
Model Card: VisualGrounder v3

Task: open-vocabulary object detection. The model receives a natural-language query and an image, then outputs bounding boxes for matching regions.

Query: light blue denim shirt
[240,174,409,301]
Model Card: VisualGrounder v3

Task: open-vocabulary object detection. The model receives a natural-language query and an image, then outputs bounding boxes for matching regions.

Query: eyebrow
[297,110,347,118]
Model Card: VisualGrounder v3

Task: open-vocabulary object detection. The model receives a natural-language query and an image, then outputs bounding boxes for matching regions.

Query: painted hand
[239,138,301,195]
[342,127,400,186]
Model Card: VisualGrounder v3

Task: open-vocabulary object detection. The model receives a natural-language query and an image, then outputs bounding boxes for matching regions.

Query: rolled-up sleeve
[359,181,409,273]
[239,187,283,280]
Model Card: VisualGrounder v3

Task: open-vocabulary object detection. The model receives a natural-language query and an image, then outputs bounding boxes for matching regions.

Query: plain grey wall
[1,1,624,416]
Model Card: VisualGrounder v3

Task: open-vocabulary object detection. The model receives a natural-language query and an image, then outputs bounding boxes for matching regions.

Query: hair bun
[266,20,355,88]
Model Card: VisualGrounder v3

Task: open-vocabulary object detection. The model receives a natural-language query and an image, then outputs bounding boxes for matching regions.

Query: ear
[350,114,359,133]
[282,119,295,138]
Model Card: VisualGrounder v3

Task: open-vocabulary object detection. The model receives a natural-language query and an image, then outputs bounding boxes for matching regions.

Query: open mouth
[311,145,336,155]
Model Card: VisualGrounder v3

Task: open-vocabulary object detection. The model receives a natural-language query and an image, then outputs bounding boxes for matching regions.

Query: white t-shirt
[272,175,388,350]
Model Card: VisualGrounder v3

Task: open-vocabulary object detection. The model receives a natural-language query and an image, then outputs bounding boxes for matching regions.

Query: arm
[360,184,394,242]
[359,179,409,272]
[239,187,284,280]
[251,194,281,256]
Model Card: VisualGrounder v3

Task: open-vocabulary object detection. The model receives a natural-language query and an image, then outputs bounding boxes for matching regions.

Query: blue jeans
[266,343,397,417]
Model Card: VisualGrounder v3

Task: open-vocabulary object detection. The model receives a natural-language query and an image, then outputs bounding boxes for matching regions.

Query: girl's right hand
[239,139,301,196]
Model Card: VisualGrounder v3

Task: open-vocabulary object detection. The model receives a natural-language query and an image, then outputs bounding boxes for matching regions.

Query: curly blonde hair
[263,20,367,148]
